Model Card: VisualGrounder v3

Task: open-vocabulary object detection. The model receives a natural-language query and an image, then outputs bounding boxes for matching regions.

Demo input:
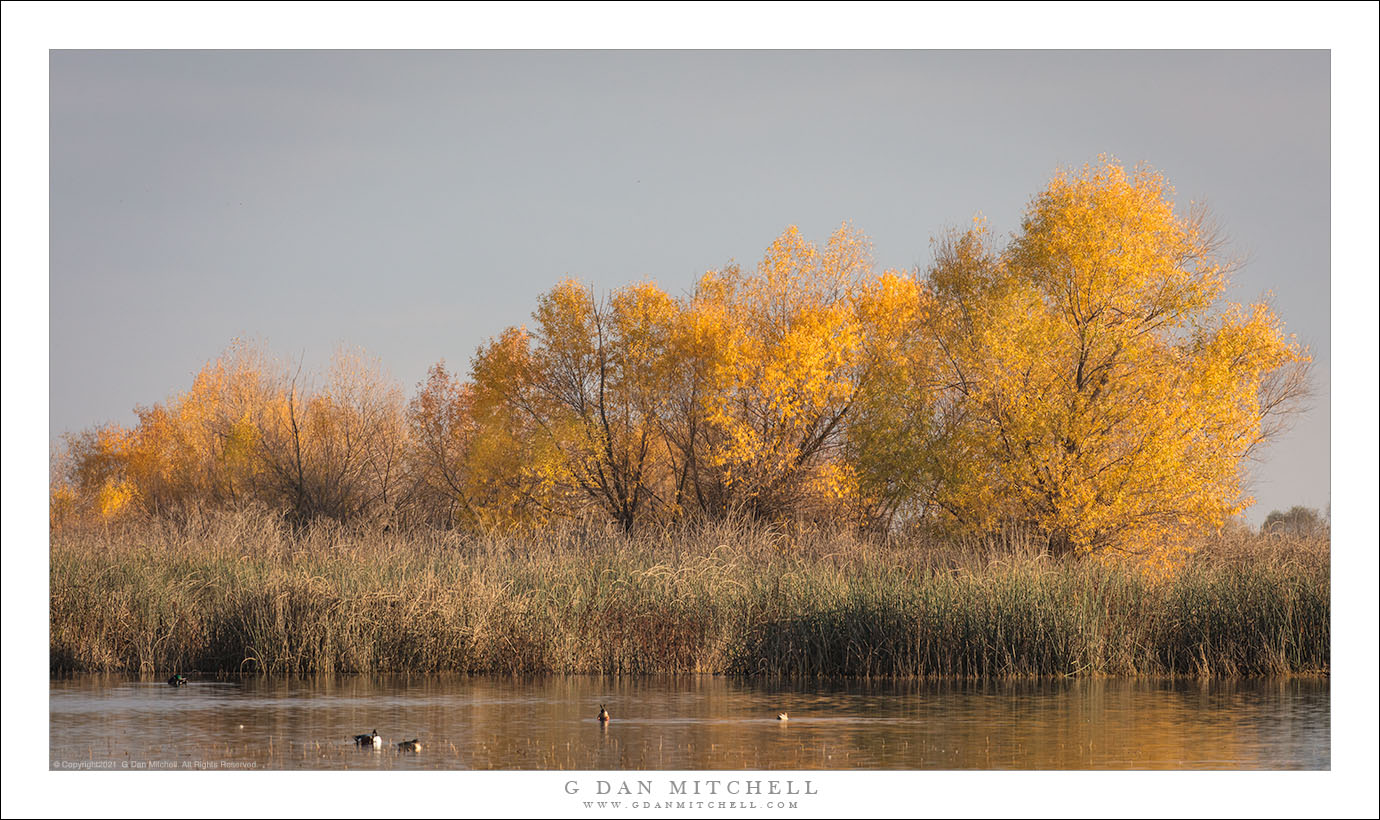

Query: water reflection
[49,676,1329,770]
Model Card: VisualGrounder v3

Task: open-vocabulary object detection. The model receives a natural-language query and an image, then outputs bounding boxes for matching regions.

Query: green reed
[49,509,1329,677]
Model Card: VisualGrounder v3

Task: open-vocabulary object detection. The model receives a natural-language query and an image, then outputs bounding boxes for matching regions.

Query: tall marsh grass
[50,510,1329,677]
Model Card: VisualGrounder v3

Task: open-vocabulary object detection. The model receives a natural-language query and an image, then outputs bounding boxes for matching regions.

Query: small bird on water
[397,739,422,753]
[168,674,187,686]
[597,705,611,723]
[354,729,383,748]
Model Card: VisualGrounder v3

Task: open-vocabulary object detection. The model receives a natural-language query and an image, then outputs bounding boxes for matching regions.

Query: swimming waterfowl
[168,674,187,686]
[777,713,788,721]
[597,705,611,723]
[354,729,383,748]
[397,739,422,753]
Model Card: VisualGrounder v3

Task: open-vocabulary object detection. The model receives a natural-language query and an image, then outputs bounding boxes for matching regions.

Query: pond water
[49,675,1329,770]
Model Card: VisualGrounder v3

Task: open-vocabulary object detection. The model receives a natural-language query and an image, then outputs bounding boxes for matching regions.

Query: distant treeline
[51,159,1309,565]
[49,510,1329,677]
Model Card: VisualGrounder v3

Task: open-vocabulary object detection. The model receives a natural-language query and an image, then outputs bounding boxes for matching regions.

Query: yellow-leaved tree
[54,339,282,524]
[682,223,876,522]
[468,280,680,532]
[407,361,481,528]
[921,158,1309,562]
[124,340,280,514]
[843,268,935,530]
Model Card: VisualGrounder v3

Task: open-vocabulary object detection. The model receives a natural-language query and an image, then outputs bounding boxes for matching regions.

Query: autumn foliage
[52,160,1309,564]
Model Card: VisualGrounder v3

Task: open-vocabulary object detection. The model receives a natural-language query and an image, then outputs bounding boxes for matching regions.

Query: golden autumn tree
[468,281,680,532]
[681,223,879,522]
[124,340,281,514]
[842,268,937,530]
[54,424,139,523]
[464,327,549,527]
[598,281,682,524]
[921,159,1309,561]
[53,339,283,523]
[56,338,414,527]
[407,361,481,527]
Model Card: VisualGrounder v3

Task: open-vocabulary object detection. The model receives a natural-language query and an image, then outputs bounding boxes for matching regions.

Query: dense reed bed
[50,510,1329,677]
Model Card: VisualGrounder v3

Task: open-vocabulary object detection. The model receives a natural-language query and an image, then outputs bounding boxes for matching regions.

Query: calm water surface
[49,676,1329,770]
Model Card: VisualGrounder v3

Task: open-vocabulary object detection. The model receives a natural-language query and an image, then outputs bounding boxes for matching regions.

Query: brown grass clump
[50,509,1329,677]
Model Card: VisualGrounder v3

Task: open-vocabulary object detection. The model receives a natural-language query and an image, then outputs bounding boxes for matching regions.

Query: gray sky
[49,49,1330,524]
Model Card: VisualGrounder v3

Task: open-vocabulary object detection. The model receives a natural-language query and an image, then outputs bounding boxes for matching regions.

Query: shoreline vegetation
[52,160,1311,573]
[50,509,1329,678]
[50,161,1325,679]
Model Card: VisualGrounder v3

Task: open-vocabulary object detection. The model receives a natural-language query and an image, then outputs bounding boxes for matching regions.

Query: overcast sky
[48,49,1331,523]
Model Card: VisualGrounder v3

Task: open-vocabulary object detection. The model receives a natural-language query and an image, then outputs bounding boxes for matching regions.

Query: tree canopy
[53,159,1310,565]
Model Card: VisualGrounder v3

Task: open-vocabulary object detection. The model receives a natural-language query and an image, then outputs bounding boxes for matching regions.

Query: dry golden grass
[50,509,1329,677]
